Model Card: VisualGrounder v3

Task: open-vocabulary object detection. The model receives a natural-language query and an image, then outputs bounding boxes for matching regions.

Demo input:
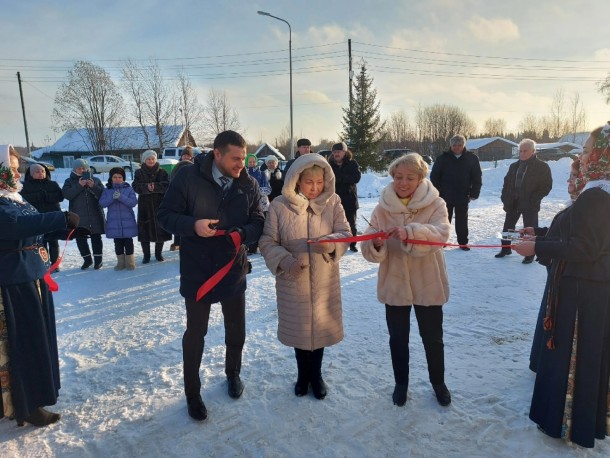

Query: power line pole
[348,39,353,143]
[17,72,31,155]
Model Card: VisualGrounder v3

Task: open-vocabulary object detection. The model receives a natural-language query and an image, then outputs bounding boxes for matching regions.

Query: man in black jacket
[157,130,264,421]
[496,138,552,263]
[328,141,361,252]
[430,134,482,250]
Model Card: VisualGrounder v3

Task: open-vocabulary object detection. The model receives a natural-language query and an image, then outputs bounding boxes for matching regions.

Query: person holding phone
[62,159,106,269]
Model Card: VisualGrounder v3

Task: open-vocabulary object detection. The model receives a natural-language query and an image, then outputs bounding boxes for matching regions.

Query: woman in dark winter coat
[515,123,610,448]
[20,163,64,267]
[99,167,138,271]
[328,142,361,252]
[62,158,106,269]
[132,150,171,263]
[245,154,271,254]
[265,156,283,202]
[0,144,78,427]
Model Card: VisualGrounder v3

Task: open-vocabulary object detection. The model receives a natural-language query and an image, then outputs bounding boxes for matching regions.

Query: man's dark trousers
[183,294,246,398]
[445,202,469,246]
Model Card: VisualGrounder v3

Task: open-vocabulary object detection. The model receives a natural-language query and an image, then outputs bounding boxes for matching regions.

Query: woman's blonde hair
[388,153,428,179]
[299,164,325,180]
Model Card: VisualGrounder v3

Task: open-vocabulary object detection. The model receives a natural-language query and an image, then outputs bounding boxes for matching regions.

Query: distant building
[32,125,196,169]
[253,143,286,161]
[558,132,590,146]
[466,137,518,161]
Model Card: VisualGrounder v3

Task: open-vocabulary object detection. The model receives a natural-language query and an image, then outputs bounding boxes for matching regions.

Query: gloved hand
[64,211,80,229]
[226,227,245,245]
[113,190,120,199]
[309,239,336,254]
[280,256,305,276]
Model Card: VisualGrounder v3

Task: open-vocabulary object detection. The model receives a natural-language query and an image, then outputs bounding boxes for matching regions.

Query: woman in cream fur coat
[361,153,452,408]
[259,153,351,400]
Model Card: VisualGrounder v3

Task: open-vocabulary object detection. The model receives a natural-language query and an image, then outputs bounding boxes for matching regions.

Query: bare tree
[176,71,205,145]
[121,59,177,150]
[384,111,416,145]
[599,72,610,104]
[121,59,150,147]
[518,114,542,140]
[567,92,587,142]
[53,61,125,153]
[548,88,570,140]
[415,104,476,157]
[202,88,241,144]
[482,117,506,137]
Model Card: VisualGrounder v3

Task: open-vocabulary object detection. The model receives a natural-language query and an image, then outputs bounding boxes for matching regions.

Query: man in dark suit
[157,130,264,421]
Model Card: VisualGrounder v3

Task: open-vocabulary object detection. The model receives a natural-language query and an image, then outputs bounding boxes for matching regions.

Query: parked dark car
[382,149,432,165]
[18,156,55,173]
[535,148,579,162]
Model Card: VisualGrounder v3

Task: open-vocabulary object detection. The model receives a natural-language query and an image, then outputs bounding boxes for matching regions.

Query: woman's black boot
[155,243,165,262]
[142,242,151,264]
[309,348,327,400]
[294,348,310,397]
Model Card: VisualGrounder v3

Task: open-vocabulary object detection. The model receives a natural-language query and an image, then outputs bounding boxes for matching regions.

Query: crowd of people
[1,126,608,450]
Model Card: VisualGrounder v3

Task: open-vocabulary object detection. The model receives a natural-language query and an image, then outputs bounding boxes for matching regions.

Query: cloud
[468,16,520,44]
[594,48,610,61]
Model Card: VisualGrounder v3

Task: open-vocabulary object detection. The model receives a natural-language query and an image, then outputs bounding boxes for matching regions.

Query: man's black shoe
[522,256,534,264]
[459,246,470,251]
[227,375,244,399]
[495,250,511,258]
[392,383,408,407]
[433,383,451,406]
[186,395,207,421]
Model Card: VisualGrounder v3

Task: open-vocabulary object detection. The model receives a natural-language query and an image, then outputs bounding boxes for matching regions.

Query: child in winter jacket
[99,167,138,270]
[259,153,351,400]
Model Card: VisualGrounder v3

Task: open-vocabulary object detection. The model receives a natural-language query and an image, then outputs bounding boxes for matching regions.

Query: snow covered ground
[2,158,608,457]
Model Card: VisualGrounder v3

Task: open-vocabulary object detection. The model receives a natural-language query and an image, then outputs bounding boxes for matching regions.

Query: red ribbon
[43,228,75,292]
[307,231,517,249]
[195,230,242,302]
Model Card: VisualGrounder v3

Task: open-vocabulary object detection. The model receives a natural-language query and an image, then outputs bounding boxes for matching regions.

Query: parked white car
[85,155,139,174]
[161,146,211,160]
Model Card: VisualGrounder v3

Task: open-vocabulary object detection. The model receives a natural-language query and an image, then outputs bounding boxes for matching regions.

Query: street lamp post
[257,10,294,159]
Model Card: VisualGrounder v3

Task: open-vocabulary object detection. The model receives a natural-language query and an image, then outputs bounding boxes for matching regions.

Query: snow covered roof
[32,125,185,158]
[466,137,518,150]
[536,141,582,150]
[254,143,286,160]
[558,132,589,146]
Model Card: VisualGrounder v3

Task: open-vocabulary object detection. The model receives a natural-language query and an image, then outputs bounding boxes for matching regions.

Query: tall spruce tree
[341,62,386,171]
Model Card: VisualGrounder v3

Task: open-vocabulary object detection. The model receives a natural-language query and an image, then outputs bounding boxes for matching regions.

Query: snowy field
[2,158,608,457]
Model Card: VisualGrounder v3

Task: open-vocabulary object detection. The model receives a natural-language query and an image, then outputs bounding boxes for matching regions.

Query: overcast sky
[1,0,608,148]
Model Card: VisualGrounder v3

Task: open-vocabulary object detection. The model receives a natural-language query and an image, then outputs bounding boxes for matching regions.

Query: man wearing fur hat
[157,130,264,422]
[282,138,311,179]
[328,141,361,252]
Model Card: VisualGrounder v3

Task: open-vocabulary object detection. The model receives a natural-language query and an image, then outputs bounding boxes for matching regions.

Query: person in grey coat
[62,159,106,269]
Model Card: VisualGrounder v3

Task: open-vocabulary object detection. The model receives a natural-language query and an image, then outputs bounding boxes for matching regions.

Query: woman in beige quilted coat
[259,153,352,400]
[361,153,452,408]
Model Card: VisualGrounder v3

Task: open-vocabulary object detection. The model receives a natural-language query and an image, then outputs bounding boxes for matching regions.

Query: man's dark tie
[220,176,230,191]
